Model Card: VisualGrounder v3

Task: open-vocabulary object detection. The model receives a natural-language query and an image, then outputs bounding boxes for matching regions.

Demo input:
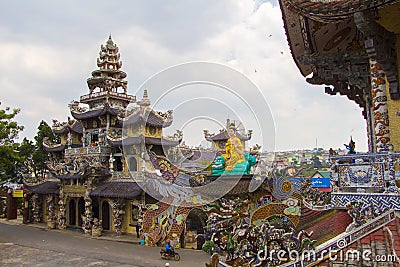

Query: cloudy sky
[0,0,368,152]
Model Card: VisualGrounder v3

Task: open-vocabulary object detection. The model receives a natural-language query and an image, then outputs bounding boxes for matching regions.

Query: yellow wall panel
[386,34,400,151]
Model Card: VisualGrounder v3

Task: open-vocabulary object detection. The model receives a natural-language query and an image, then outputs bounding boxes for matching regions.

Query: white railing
[80,90,136,102]
[111,171,145,182]
[331,192,400,210]
[65,146,111,156]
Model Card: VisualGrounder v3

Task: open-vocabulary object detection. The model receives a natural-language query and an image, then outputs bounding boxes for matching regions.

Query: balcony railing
[330,152,400,191]
[80,91,136,102]
[65,146,111,156]
[63,185,86,195]
[111,171,145,182]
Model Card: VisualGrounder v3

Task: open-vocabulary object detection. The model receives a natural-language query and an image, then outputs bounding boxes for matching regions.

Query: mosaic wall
[331,193,400,210]
[338,163,384,188]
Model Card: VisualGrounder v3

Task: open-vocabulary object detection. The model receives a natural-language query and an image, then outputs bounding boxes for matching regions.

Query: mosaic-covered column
[82,187,93,235]
[370,59,391,152]
[57,188,66,229]
[46,195,56,229]
[31,194,42,223]
[111,199,125,237]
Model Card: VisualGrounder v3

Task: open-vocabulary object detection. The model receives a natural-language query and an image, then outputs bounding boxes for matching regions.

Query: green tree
[31,120,57,178]
[0,104,24,183]
[17,137,35,178]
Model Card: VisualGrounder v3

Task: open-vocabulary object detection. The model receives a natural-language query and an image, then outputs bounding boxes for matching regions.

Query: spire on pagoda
[97,35,122,71]
[138,88,151,107]
[81,35,135,109]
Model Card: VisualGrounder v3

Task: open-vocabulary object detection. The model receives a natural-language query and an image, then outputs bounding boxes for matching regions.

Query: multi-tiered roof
[82,35,135,109]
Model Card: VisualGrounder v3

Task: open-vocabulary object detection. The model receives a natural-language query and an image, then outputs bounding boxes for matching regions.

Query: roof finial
[143,87,149,99]
[138,86,151,107]
[107,34,114,45]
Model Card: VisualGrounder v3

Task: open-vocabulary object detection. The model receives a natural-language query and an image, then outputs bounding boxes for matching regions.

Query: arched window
[128,157,138,171]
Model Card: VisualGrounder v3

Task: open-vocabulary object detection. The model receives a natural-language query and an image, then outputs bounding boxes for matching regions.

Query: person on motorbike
[165,240,173,256]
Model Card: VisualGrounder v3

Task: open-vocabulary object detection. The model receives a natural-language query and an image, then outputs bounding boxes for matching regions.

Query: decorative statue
[211,124,257,176]
[98,129,103,147]
[46,196,56,229]
[101,129,108,147]
[67,132,73,149]
[109,154,115,172]
[224,124,245,171]
[84,132,91,147]
[344,136,356,154]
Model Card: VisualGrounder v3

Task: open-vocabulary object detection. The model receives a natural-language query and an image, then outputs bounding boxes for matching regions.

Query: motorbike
[160,248,180,261]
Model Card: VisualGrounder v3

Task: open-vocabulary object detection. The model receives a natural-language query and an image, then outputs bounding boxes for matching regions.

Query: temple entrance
[68,199,76,226]
[182,208,207,250]
[102,201,110,230]
[92,198,99,220]
[78,197,85,227]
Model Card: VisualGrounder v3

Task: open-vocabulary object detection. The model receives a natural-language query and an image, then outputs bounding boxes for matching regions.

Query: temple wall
[42,198,48,222]
[386,34,400,151]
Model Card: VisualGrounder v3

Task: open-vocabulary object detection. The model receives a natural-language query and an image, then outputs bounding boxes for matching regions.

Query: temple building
[18,13,400,264]
[24,36,186,238]
[23,36,266,252]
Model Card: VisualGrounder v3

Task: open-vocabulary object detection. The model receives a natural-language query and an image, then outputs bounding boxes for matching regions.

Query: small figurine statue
[109,154,115,172]
[98,129,103,147]
[67,132,73,149]
[344,137,356,154]
[84,132,91,147]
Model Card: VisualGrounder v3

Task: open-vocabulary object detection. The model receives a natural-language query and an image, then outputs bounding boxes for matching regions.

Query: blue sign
[311,178,330,188]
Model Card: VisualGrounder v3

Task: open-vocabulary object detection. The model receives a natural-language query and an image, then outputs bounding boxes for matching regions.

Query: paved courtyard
[0,219,210,267]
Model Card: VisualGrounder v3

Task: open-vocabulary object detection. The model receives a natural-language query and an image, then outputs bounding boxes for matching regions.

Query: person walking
[135,222,140,238]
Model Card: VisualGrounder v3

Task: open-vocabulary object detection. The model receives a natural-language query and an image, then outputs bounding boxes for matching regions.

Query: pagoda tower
[42,36,140,234]
[82,35,135,109]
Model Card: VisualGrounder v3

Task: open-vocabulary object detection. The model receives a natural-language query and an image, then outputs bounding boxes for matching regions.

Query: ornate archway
[184,208,208,250]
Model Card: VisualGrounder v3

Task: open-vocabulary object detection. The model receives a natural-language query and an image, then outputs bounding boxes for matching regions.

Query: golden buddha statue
[222,124,245,171]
